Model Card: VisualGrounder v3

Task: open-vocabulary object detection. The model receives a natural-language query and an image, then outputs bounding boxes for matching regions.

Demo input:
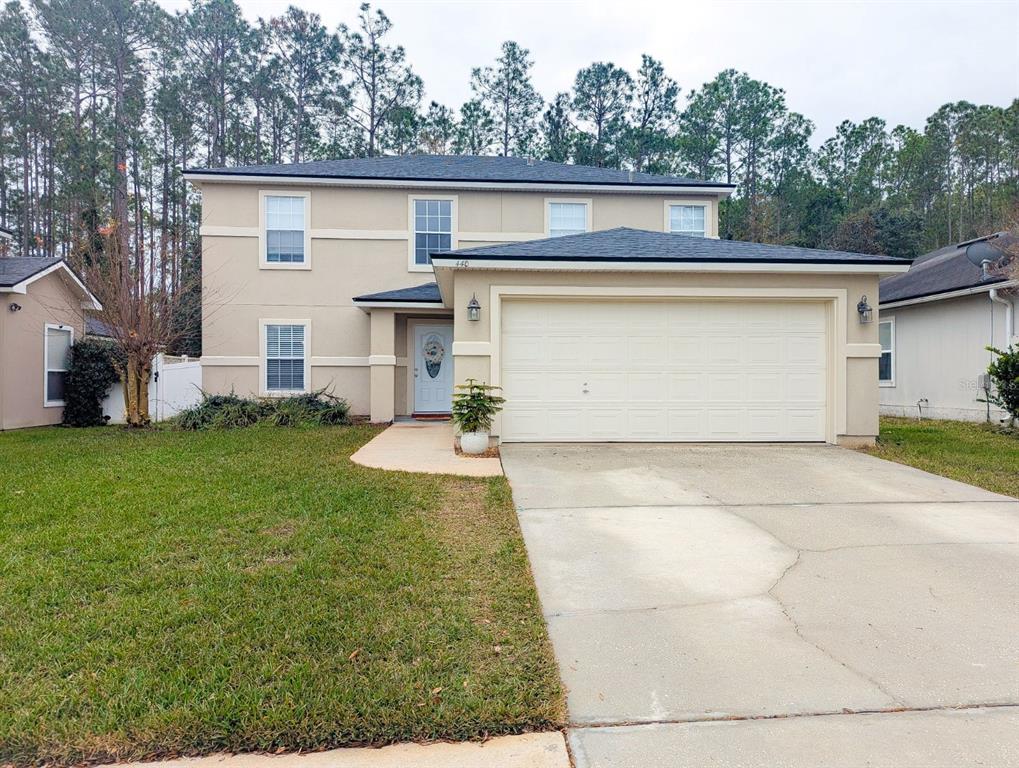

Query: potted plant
[451,378,505,455]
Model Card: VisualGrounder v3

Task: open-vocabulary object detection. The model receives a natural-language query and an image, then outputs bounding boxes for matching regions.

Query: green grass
[0,425,563,766]
[865,416,1019,498]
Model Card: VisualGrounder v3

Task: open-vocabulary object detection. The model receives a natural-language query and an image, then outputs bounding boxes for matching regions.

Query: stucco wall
[198,181,724,412]
[449,269,882,443]
[0,271,86,430]
[879,293,1014,422]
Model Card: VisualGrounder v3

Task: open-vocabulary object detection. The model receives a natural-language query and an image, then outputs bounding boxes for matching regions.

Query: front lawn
[0,425,563,766]
[865,417,1019,498]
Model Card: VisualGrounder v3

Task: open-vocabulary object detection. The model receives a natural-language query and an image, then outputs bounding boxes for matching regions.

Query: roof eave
[880,278,1017,309]
[352,300,449,311]
[430,256,910,275]
[182,171,734,197]
[0,261,102,309]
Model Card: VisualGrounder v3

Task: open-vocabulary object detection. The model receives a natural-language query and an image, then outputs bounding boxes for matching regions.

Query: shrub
[62,339,123,427]
[174,390,350,430]
[986,344,1019,426]
[263,392,351,427]
[451,379,505,434]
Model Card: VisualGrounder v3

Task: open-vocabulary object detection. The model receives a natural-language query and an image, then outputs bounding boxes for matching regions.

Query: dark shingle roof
[433,228,908,265]
[186,154,731,189]
[0,256,62,287]
[86,316,117,337]
[353,283,442,303]
[0,226,13,239]
[880,232,1015,304]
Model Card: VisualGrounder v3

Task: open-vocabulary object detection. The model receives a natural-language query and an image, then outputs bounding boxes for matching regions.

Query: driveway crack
[767,550,904,706]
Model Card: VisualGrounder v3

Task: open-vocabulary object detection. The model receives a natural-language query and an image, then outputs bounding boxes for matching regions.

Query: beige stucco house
[185,155,907,446]
[879,232,1017,422]
[0,256,102,430]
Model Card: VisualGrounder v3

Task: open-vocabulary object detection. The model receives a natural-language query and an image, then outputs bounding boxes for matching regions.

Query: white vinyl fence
[102,353,202,424]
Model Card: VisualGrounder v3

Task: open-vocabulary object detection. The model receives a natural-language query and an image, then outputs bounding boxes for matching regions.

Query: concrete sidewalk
[126,733,568,768]
[351,420,502,477]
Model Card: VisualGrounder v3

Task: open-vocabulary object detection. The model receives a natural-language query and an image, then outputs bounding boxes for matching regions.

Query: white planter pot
[460,432,490,455]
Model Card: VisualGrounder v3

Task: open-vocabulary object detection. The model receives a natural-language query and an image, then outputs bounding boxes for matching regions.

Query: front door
[413,324,454,414]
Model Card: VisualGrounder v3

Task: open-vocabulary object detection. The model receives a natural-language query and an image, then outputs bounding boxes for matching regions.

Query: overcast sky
[159,0,1019,146]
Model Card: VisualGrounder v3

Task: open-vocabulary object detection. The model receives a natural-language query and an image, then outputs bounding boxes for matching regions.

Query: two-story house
[184,155,907,446]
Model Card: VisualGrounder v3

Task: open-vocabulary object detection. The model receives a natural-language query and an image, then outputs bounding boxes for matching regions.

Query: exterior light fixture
[857,295,873,324]
[8,302,21,313]
[467,293,481,322]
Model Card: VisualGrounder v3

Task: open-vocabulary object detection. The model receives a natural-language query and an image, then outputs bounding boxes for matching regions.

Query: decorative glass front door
[413,324,454,413]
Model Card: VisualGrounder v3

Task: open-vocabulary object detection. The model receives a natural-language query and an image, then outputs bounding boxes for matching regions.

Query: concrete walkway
[351,420,502,477]
[501,443,1019,767]
[124,733,568,768]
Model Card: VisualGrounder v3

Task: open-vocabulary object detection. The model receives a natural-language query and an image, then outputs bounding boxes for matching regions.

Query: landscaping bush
[62,338,123,427]
[264,392,351,426]
[986,344,1019,426]
[174,390,350,430]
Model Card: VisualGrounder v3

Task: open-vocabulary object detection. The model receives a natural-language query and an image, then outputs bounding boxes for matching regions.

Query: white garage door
[500,299,828,442]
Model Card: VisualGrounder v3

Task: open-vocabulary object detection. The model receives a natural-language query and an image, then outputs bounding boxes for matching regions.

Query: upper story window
[879,318,894,386]
[669,204,706,237]
[45,324,73,406]
[413,199,452,266]
[265,195,306,264]
[265,322,307,393]
[548,201,589,237]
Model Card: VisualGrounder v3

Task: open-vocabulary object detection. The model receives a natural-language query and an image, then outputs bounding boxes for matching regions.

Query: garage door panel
[787,335,826,363]
[747,373,783,401]
[708,337,741,364]
[628,373,667,401]
[502,371,544,401]
[628,409,667,439]
[708,374,742,401]
[500,299,827,442]
[668,373,705,401]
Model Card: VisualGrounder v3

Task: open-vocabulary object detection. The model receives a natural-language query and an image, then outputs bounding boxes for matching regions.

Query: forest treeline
[1,0,1017,278]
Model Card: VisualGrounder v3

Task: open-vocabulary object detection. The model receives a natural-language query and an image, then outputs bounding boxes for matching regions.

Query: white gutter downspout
[989,287,1015,345]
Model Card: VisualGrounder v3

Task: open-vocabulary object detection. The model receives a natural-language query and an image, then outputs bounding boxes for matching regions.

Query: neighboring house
[85,317,203,423]
[185,154,907,446]
[0,226,12,257]
[879,232,1017,422]
[0,257,102,430]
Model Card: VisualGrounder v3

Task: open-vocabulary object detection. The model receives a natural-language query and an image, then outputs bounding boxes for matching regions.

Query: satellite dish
[964,238,1001,268]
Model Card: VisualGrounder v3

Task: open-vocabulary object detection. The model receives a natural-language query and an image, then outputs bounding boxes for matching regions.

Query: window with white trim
[413,199,452,265]
[548,202,588,237]
[45,325,72,405]
[879,319,894,385]
[265,324,306,391]
[265,195,305,263]
[668,204,706,237]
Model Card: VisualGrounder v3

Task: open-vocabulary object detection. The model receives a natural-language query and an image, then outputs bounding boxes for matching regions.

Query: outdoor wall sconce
[467,293,481,322]
[8,302,21,313]
[857,295,873,324]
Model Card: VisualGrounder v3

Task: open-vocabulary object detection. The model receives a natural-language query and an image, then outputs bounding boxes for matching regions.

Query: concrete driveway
[500,444,1019,767]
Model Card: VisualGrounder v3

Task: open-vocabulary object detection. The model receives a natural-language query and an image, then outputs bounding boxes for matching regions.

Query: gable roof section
[0,226,13,241]
[433,227,909,266]
[0,256,63,286]
[880,232,1015,305]
[0,256,102,309]
[184,154,734,192]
